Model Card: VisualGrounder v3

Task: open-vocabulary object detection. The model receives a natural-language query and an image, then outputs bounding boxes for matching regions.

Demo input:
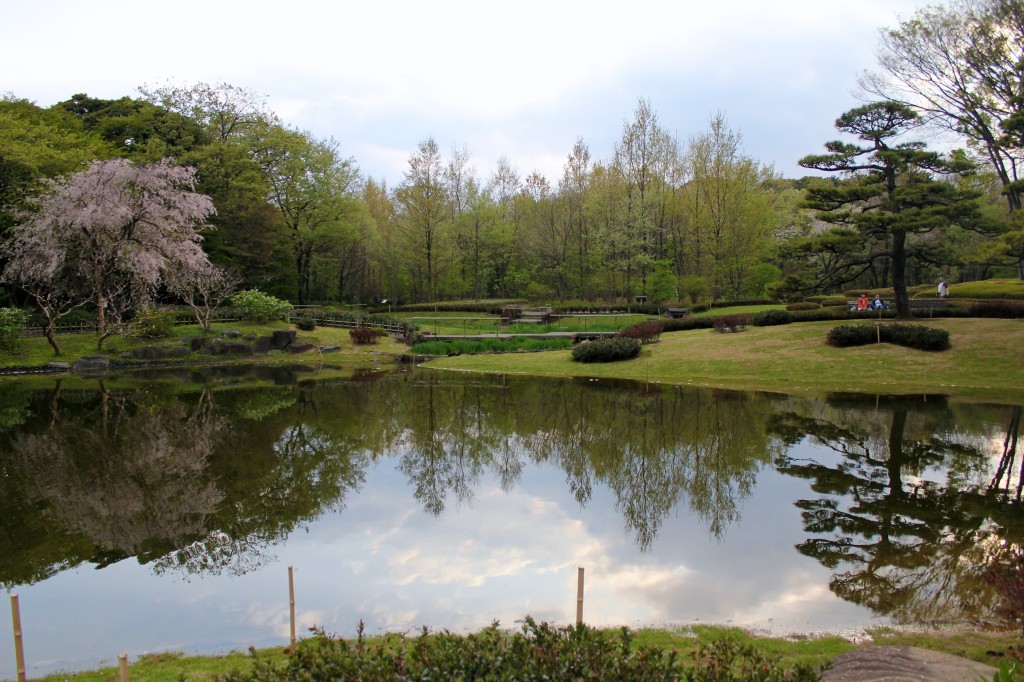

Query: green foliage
[410,337,571,355]
[231,289,291,322]
[619,320,664,344]
[826,323,951,351]
[643,260,678,304]
[127,307,176,339]
[349,326,386,344]
[0,307,29,351]
[786,302,821,311]
[679,275,711,304]
[571,336,643,363]
[293,314,317,331]
[223,619,821,682]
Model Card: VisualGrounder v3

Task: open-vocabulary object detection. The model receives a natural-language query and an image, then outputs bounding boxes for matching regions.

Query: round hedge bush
[826,323,950,351]
[571,337,642,363]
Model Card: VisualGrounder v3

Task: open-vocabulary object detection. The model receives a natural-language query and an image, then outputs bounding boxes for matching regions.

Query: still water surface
[0,365,1021,678]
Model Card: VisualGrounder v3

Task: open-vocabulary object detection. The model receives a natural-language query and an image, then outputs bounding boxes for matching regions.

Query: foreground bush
[826,323,950,351]
[224,619,821,682]
[572,337,642,363]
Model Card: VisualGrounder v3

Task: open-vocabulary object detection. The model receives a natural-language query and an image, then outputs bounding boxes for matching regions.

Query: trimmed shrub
[571,336,642,363]
[350,326,386,345]
[967,301,1024,319]
[0,307,30,351]
[294,314,317,331]
[128,307,176,339]
[750,309,792,326]
[786,301,821,311]
[713,314,749,332]
[232,289,291,322]
[826,323,950,351]
[661,317,716,333]
[619,320,664,344]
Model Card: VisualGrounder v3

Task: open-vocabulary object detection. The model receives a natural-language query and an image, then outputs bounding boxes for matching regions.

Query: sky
[2,0,933,186]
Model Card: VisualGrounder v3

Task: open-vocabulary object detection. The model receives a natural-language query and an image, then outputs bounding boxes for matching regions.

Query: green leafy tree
[798,102,986,316]
[250,124,360,304]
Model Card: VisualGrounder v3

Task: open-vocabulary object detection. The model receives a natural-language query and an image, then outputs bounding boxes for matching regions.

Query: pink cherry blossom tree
[3,158,215,350]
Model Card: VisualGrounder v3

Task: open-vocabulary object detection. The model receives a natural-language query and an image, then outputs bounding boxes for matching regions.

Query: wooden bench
[664,307,690,319]
[847,300,889,311]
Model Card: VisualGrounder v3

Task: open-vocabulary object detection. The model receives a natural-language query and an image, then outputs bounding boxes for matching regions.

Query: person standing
[938,278,948,298]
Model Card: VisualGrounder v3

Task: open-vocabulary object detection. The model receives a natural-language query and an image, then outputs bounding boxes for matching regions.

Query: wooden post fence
[288,565,296,647]
[119,652,129,682]
[11,593,26,682]
[576,566,585,625]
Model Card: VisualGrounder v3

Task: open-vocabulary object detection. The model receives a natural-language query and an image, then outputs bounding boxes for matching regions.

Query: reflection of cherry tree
[11,388,226,564]
[770,397,1007,622]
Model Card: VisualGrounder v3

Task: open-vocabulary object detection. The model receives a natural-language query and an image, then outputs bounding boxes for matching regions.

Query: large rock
[271,330,297,349]
[822,645,996,682]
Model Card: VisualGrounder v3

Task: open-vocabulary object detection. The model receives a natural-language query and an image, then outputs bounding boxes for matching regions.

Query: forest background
[2,0,1024,311]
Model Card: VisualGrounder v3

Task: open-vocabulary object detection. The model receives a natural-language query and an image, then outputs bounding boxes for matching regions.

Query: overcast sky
[3,0,932,185]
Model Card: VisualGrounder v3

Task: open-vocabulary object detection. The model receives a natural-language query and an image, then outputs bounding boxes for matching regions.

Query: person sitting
[872,295,884,310]
[857,293,869,311]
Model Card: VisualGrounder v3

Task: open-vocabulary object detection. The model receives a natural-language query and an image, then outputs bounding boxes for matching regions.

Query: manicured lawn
[426,318,1024,402]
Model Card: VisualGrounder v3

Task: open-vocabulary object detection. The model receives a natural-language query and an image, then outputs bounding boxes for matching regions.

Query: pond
[0,364,1021,678]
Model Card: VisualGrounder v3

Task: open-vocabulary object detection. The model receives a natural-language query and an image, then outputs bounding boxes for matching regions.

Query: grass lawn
[425,318,1024,403]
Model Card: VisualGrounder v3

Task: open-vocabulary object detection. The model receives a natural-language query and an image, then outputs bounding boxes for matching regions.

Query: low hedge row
[571,336,643,363]
[410,337,572,355]
[826,323,950,351]
[224,619,821,682]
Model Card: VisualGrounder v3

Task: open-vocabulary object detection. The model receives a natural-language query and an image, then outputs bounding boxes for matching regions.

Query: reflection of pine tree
[770,397,1004,622]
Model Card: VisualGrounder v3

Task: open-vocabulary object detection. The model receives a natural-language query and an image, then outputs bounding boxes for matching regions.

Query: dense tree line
[2,2,1023,311]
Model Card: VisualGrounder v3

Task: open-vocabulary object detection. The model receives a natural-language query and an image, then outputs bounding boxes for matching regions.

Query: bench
[847,300,889,312]
[664,307,690,319]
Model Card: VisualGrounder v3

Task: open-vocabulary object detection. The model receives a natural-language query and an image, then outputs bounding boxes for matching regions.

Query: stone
[253,336,272,353]
[271,330,296,349]
[47,362,72,371]
[822,645,996,682]
[319,345,341,353]
[73,356,110,377]
[288,343,315,354]
[223,330,243,339]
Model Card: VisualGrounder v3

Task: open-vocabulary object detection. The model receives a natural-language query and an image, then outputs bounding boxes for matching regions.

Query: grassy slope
[425,318,1024,403]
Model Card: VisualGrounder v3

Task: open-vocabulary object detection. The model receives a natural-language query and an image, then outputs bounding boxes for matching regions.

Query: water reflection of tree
[0,380,371,586]
[770,396,1022,623]
[388,375,780,549]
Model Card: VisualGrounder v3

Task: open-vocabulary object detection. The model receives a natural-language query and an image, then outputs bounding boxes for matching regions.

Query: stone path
[822,645,997,681]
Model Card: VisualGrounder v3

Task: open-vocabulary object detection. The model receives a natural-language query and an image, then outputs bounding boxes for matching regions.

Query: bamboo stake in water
[289,565,296,647]
[576,566,585,625]
[11,593,26,682]
[119,653,129,682]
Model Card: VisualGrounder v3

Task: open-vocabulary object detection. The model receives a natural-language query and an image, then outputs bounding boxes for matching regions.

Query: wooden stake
[576,566,585,625]
[11,593,26,682]
[118,653,129,682]
[288,565,296,647]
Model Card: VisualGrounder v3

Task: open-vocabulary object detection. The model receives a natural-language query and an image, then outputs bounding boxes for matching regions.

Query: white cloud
[3,0,930,183]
